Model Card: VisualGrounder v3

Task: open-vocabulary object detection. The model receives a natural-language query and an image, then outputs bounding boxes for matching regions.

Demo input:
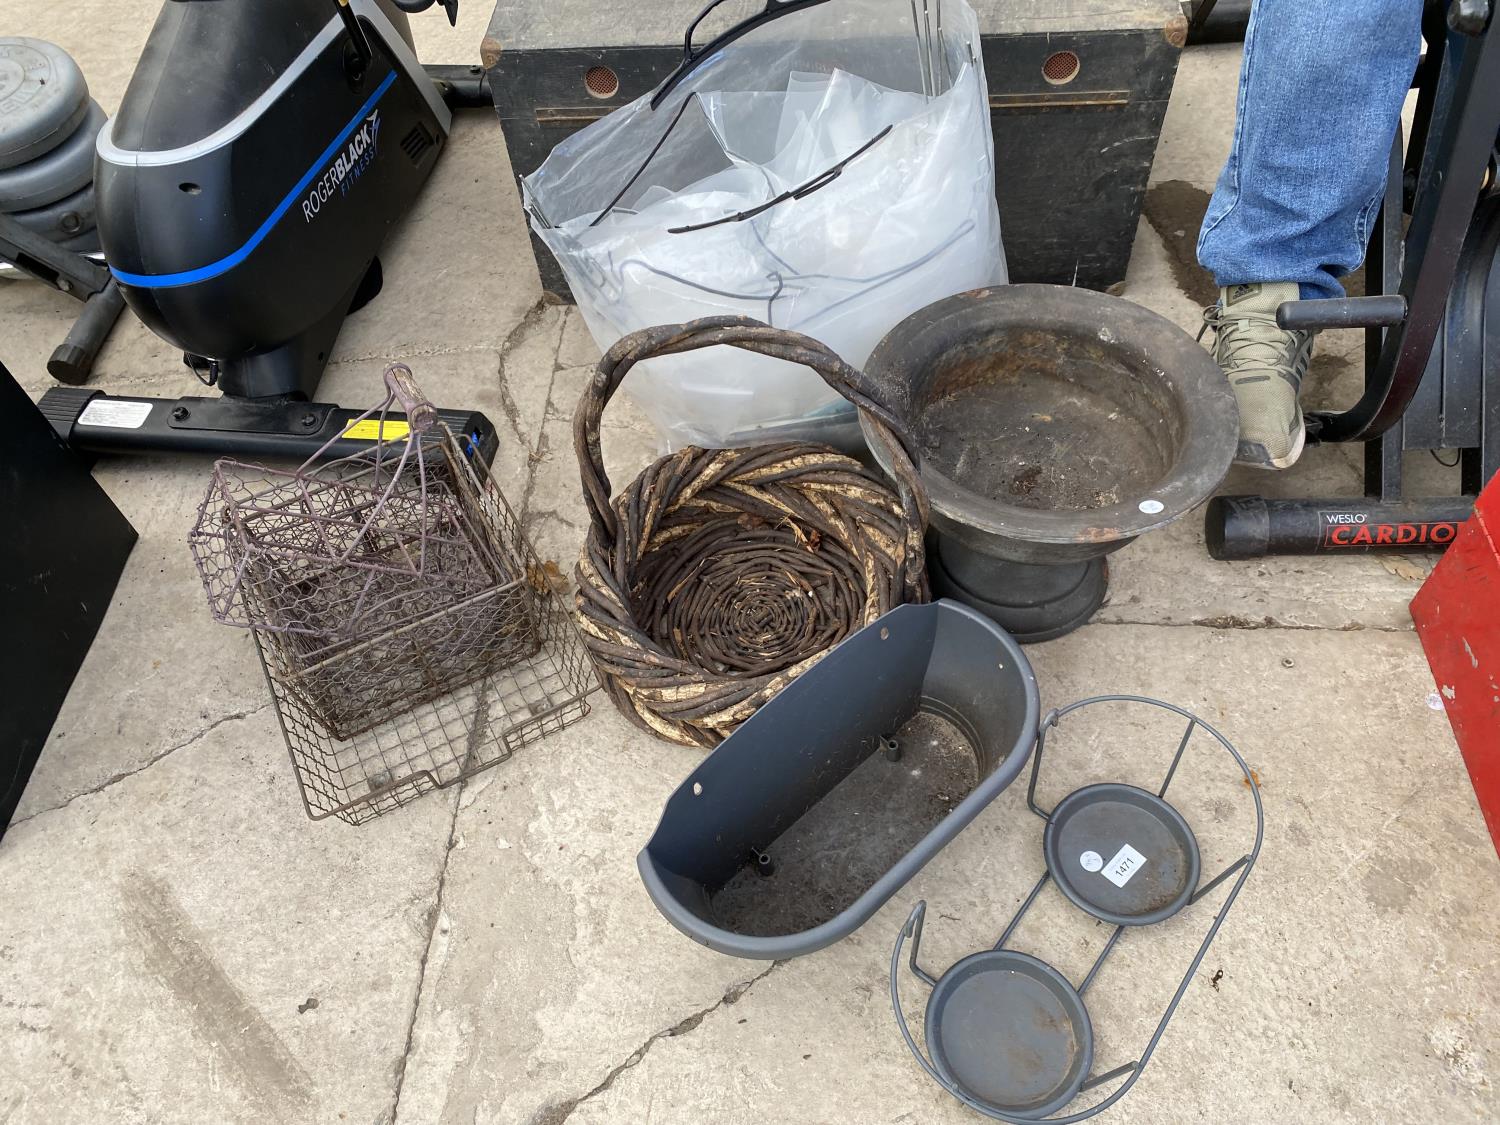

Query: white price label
[1079,850,1103,872]
[1101,844,1147,888]
[78,399,152,430]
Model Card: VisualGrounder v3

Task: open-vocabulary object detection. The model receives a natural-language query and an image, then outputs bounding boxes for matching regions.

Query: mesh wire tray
[192,364,598,824]
[258,579,594,824]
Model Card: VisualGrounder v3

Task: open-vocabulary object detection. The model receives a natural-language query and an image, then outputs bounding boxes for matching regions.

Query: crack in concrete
[526,507,581,534]
[528,961,786,1125]
[10,704,271,826]
[329,343,516,364]
[517,431,547,525]
[495,300,551,451]
[388,789,464,1125]
[1093,615,1410,634]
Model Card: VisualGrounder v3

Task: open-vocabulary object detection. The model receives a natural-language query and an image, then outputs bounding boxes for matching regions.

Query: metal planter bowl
[637,600,1040,960]
[863,285,1238,640]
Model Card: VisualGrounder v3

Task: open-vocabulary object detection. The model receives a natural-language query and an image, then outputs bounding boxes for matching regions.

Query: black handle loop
[649,0,833,109]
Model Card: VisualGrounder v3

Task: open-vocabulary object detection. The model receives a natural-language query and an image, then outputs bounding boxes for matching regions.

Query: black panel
[99,30,445,369]
[1,366,136,838]
[112,0,333,151]
[487,28,1181,299]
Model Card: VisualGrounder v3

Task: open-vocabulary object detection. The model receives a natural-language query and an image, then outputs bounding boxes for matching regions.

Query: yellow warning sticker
[342,418,411,441]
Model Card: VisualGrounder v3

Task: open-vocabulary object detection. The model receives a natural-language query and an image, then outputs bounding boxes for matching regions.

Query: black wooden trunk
[483,1,1185,301]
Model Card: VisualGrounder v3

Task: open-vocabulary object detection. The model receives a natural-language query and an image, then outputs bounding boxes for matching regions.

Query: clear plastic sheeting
[522,0,1006,450]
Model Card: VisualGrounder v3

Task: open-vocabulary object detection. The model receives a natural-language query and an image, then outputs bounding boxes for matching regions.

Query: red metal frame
[1411,471,1500,857]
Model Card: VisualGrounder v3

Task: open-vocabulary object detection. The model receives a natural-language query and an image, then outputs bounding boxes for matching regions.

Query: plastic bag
[522,0,1006,450]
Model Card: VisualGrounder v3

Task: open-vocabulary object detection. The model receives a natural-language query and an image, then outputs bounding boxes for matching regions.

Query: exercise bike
[33,0,500,462]
[1208,0,1500,558]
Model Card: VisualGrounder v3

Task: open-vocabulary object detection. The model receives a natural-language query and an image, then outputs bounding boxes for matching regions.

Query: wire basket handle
[572,315,931,600]
[290,362,436,570]
[384,362,440,433]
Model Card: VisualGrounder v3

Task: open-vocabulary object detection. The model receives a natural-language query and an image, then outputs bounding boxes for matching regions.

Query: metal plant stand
[890,696,1263,1122]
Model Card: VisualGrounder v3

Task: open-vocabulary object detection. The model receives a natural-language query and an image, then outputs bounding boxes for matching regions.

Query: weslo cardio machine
[36,0,500,462]
[1207,0,1499,558]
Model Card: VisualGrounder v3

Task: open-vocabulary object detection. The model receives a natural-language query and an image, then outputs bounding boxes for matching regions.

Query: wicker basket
[572,317,930,747]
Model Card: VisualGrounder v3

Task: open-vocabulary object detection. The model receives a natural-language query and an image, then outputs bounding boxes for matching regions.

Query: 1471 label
[1101,843,1147,888]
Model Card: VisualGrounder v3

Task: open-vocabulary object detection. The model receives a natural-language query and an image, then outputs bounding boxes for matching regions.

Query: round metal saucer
[924,948,1093,1119]
[1044,783,1201,926]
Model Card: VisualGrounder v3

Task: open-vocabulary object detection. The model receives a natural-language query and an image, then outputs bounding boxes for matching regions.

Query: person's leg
[1199,0,1424,299]
[1197,0,1424,469]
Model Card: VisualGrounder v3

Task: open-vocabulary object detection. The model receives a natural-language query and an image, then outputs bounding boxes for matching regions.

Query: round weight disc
[1044,783,1202,926]
[5,180,94,240]
[0,98,105,211]
[0,38,90,171]
[925,949,1093,1119]
[57,225,101,254]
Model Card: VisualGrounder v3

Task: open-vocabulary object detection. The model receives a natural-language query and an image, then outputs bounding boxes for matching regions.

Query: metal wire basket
[191,364,597,823]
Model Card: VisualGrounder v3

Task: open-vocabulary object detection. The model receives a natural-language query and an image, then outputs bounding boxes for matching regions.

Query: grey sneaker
[1202,282,1314,470]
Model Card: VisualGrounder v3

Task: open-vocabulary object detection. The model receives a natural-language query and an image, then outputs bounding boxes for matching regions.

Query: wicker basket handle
[573,316,930,591]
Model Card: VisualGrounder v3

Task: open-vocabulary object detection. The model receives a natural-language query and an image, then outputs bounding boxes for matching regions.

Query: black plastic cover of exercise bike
[637,600,1041,960]
[96,0,446,397]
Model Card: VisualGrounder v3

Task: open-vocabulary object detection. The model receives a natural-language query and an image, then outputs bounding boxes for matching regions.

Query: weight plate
[0,38,89,171]
[58,225,101,254]
[0,99,105,212]
[5,180,95,240]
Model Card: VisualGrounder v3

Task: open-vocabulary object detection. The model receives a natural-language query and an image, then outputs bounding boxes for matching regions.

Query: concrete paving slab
[2,8,1495,1125]
[1151,43,1241,190]
[519,360,661,576]
[330,113,540,363]
[11,456,266,820]
[393,707,756,1125]
[0,708,456,1125]
[550,625,1498,1125]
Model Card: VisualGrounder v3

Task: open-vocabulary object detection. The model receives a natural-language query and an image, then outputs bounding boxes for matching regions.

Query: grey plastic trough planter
[637,600,1040,960]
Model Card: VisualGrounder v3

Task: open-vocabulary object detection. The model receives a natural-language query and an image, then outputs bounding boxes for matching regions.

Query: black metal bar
[36,388,500,465]
[1158,718,1197,798]
[1484,204,1500,483]
[0,213,110,298]
[425,63,491,109]
[47,280,126,387]
[1310,23,1500,444]
[1079,1061,1140,1094]
[903,901,939,988]
[1186,0,1250,46]
[1365,429,1405,504]
[1367,131,1409,502]
[1205,495,1472,558]
[1187,0,1221,30]
[1190,854,1252,906]
[994,872,1050,952]
[1026,710,1058,821]
[1078,926,1126,995]
[1275,295,1408,331]
[1403,10,1451,206]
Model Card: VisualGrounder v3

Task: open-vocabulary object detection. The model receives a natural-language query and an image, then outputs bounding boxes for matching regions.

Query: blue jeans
[1196,0,1425,301]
